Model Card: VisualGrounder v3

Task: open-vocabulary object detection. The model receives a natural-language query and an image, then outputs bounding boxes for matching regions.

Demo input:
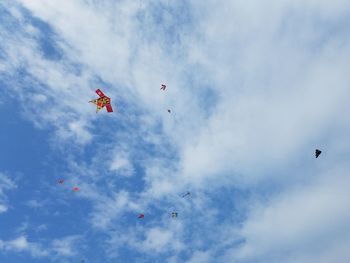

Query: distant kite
[167,109,171,113]
[171,212,178,218]
[161,84,166,91]
[73,187,79,192]
[138,214,145,219]
[89,89,113,113]
[181,192,190,198]
[58,179,64,184]
[315,149,322,158]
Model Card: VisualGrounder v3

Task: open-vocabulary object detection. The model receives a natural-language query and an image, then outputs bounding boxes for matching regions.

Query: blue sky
[1,0,350,262]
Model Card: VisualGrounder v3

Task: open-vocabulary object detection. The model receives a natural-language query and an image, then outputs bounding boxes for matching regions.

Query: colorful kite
[89,89,113,113]
[73,187,79,192]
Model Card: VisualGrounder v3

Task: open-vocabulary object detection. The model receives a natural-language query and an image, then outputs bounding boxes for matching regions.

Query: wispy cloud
[0,235,82,260]
[51,235,81,257]
[0,173,16,213]
[0,236,48,257]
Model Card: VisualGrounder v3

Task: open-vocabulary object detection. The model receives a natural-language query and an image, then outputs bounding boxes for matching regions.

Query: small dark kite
[138,213,145,219]
[315,149,322,158]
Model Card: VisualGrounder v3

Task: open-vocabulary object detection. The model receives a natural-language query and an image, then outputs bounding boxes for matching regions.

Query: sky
[0,0,350,262]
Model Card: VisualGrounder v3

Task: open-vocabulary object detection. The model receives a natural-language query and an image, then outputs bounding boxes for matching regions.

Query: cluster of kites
[57,85,188,219]
[57,87,324,220]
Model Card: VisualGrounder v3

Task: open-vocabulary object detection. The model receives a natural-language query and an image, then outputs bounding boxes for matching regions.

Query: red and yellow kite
[89,89,113,113]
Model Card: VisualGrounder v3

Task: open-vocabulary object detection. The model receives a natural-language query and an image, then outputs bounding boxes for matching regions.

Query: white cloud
[0,236,49,258]
[51,235,81,257]
[0,234,82,260]
[9,236,29,250]
[25,199,44,208]
[90,191,140,229]
[186,251,211,263]
[0,173,16,213]
[172,0,350,189]
[36,224,48,232]
[142,227,173,252]
[109,152,134,177]
[0,204,8,213]
[220,165,350,262]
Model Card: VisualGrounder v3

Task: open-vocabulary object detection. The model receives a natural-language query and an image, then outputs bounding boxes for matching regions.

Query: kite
[181,192,190,198]
[171,212,178,218]
[73,187,79,192]
[58,179,64,184]
[167,109,171,113]
[161,84,166,90]
[315,149,322,158]
[138,214,145,219]
[89,89,113,113]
